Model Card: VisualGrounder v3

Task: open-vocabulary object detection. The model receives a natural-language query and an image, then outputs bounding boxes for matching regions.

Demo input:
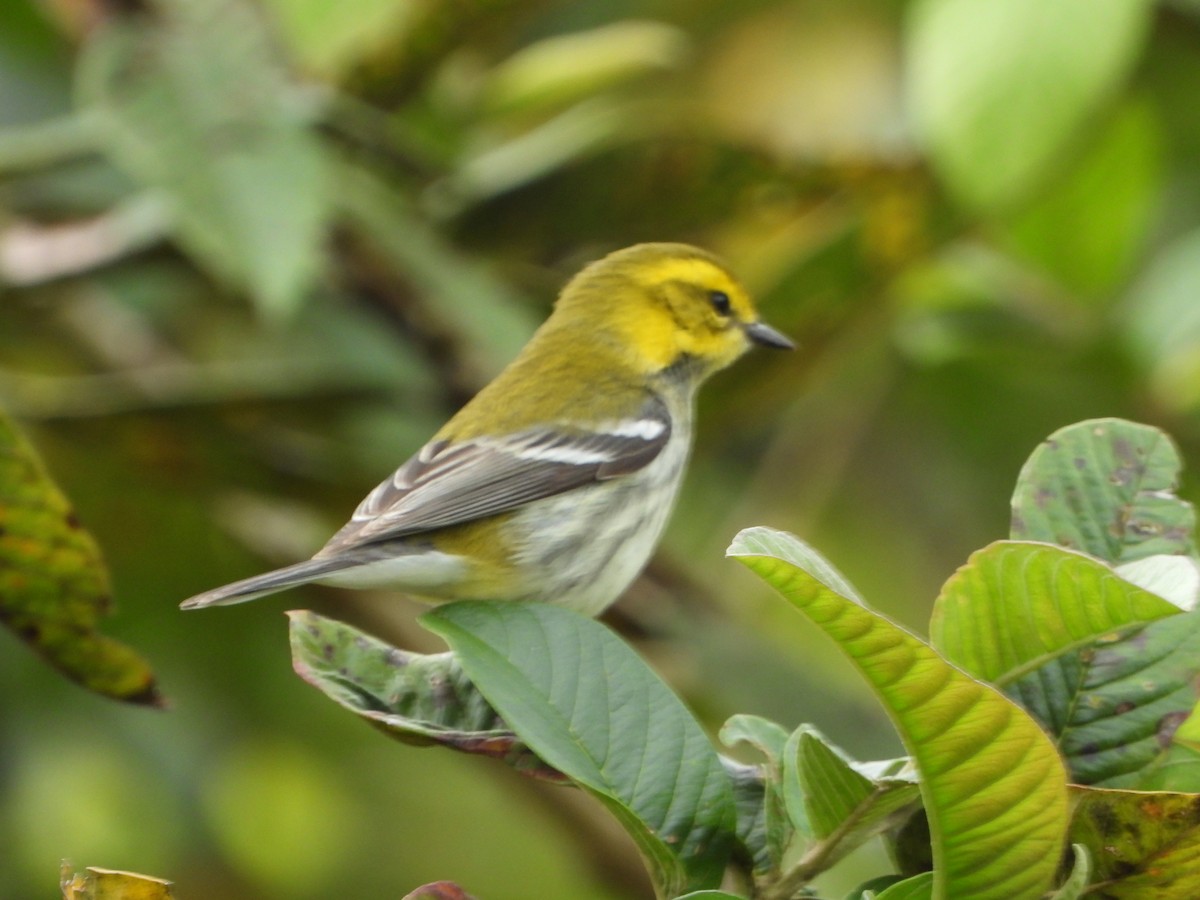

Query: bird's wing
[315,395,671,555]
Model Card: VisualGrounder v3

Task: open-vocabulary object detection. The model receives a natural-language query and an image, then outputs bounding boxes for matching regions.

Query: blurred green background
[3,0,1200,897]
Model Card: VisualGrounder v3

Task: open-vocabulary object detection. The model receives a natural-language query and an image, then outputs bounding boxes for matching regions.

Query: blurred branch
[0,359,393,419]
[0,192,171,286]
[321,92,445,175]
[334,159,539,404]
[55,286,185,371]
[0,112,102,174]
[430,96,632,213]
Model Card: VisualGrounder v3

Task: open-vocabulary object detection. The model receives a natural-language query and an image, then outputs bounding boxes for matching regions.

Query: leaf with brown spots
[1006,607,1200,790]
[287,610,564,782]
[0,412,161,706]
[61,864,174,899]
[1011,419,1196,564]
[1070,786,1200,897]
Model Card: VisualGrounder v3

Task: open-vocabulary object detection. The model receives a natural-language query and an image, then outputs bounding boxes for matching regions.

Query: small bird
[181,243,792,615]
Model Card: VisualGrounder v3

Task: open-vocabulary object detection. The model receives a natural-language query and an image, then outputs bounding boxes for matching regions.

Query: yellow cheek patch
[618,308,686,371]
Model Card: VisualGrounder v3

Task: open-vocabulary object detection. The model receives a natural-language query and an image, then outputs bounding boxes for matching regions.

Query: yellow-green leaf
[0,412,161,706]
[931,541,1180,686]
[728,527,1068,900]
[61,864,173,899]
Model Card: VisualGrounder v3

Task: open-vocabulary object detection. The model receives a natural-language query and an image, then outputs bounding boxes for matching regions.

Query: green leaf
[779,726,813,845]
[905,0,1152,212]
[891,811,934,879]
[0,412,161,706]
[873,878,936,900]
[796,729,920,844]
[931,541,1181,685]
[261,0,418,77]
[763,728,922,886]
[873,872,934,900]
[422,602,736,898]
[77,0,329,318]
[720,714,790,762]
[1070,786,1200,896]
[480,20,688,118]
[61,864,174,899]
[286,611,562,781]
[1010,419,1196,564]
[721,758,773,877]
[728,528,1068,900]
[1048,844,1091,900]
[1011,609,1200,789]
[1002,101,1162,297]
[444,98,634,208]
[720,714,794,870]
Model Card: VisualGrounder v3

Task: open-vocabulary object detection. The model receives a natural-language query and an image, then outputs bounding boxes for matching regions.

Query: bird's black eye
[709,290,732,316]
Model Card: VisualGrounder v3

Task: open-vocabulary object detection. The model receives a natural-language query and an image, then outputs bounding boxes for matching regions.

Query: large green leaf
[931,541,1181,685]
[728,528,1067,900]
[422,602,736,898]
[77,0,328,318]
[905,0,1152,212]
[1070,786,1200,896]
[0,412,161,706]
[1009,608,1200,789]
[1010,419,1196,564]
[287,611,562,781]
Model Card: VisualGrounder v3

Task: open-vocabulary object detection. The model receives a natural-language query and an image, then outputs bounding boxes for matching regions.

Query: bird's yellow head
[554,243,793,381]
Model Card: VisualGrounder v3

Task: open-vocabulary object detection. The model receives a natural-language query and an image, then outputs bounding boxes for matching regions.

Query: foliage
[6,0,1200,898]
[290,419,1200,897]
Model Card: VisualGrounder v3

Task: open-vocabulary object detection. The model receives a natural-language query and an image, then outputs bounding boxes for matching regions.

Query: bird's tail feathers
[179,558,352,610]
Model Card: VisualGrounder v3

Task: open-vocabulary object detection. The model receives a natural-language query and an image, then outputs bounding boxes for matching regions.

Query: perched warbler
[181,243,792,615]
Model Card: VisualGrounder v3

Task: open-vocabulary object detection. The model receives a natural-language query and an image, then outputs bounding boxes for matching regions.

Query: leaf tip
[725,526,780,559]
[126,682,169,710]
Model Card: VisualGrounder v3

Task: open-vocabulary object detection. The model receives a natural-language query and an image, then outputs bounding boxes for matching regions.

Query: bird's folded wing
[314,396,671,555]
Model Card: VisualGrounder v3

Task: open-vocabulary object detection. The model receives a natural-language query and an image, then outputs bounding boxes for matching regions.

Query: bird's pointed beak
[744,320,795,350]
